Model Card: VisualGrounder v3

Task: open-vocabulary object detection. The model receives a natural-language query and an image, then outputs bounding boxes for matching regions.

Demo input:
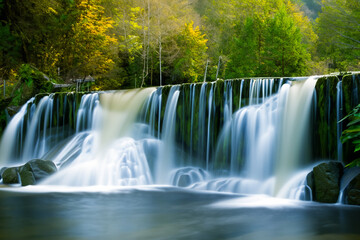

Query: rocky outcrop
[1,159,57,186]
[307,161,343,203]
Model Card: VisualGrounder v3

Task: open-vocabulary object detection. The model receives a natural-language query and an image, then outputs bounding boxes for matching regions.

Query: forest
[0,0,359,91]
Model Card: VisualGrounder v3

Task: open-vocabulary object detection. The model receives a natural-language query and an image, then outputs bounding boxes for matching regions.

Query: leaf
[345,158,360,168]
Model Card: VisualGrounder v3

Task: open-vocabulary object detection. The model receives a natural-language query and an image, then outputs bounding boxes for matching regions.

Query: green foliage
[316,0,360,72]
[173,22,208,82]
[340,103,360,167]
[226,1,314,78]
[0,0,357,91]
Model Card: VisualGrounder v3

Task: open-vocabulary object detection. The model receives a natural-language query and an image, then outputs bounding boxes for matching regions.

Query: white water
[43,88,156,186]
[155,86,180,184]
[0,97,34,165]
[275,77,317,193]
[0,77,324,199]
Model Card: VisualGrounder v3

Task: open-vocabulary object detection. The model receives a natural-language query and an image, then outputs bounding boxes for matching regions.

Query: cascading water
[155,86,180,184]
[275,77,317,193]
[0,76,333,200]
[0,97,35,165]
[43,88,156,186]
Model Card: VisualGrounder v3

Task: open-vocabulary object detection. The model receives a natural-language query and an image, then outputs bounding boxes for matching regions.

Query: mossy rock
[2,159,57,186]
[19,170,36,186]
[346,174,360,205]
[23,159,57,181]
[2,167,20,184]
[313,161,343,203]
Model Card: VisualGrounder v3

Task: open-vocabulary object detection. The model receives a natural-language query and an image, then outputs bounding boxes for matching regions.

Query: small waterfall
[22,95,55,161]
[336,81,343,161]
[189,84,196,162]
[198,83,208,162]
[275,77,317,193]
[76,93,100,133]
[155,86,180,184]
[0,97,34,165]
[206,83,214,170]
[43,88,156,186]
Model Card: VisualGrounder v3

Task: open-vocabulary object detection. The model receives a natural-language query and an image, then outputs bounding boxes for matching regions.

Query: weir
[1,74,360,199]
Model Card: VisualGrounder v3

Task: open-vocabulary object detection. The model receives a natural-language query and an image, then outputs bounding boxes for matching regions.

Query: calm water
[0,186,359,240]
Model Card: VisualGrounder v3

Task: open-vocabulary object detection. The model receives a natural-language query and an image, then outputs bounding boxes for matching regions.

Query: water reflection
[0,187,359,240]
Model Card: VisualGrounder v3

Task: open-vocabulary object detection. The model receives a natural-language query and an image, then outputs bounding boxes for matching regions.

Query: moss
[314,76,339,160]
[2,167,19,184]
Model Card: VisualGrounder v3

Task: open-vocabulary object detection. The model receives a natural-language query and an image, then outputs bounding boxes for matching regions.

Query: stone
[313,161,343,203]
[2,167,19,184]
[346,174,360,205]
[178,174,192,187]
[23,159,57,181]
[19,170,36,186]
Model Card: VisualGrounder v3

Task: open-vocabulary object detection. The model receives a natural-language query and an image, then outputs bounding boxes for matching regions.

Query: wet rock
[19,170,36,186]
[346,174,360,205]
[1,159,57,186]
[2,167,20,184]
[313,162,343,203]
[24,159,57,181]
[178,174,192,187]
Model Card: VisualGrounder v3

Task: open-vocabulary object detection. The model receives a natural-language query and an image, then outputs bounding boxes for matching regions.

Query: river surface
[0,186,359,240]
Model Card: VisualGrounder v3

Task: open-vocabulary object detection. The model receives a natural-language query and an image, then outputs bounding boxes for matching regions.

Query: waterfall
[275,77,317,193]
[155,86,180,184]
[0,76,339,200]
[43,88,156,186]
[337,81,343,162]
[0,97,34,165]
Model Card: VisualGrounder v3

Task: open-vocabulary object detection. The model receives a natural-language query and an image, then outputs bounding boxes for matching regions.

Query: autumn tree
[59,0,117,80]
[173,21,208,82]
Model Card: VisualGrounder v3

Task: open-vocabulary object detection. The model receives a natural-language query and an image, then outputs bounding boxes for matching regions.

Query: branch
[333,29,360,45]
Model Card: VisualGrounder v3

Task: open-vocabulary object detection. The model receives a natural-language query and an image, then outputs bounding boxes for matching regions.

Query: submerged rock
[313,162,343,203]
[2,167,20,184]
[346,174,360,205]
[178,174,192,187]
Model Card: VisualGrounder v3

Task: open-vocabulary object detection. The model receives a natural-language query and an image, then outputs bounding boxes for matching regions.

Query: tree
[316,0,360,71]
[224,0,315,77]
[173,21,208,82]
[61,0,117,80]
[263,6,310,76]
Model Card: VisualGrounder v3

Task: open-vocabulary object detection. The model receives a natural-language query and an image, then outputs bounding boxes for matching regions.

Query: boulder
[1,159,57,186]
[313,161,343,203]
[23,159,57,181]
[2,167,20,184]
[19,170,36,186]
[178,174,192,187]
[346,174,360,205]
